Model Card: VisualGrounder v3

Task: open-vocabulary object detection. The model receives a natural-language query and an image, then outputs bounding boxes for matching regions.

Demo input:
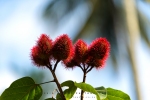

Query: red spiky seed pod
[88,38,110,60]
[37,34,53,54]
[63,58,77,69]
[62,46,77,69]
[31,34,53,66]
[85,56,105,68]
[74,39,88,63]
[31,46,50,66]
[52,34,73,60]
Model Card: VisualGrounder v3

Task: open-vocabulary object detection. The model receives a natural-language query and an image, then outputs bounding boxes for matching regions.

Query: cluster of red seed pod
[31,34,110,69]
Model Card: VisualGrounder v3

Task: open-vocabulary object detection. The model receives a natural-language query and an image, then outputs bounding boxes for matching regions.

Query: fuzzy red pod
[62,46,77,69]
[52,34,73,60]
[85,56,105,68]
[37,34,53,54]
[88,38,110,60]
[63,58,78,69]
[30,34,53,66]
[31,46,50,66]
[74,39,88,64]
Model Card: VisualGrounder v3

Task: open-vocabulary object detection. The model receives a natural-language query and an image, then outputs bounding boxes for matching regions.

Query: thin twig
[83,63,86,70]
[39,80,55,85]
[53,60,60,72]
[78,64,84,72]
[86,66,93,73]
[47,63,52,70]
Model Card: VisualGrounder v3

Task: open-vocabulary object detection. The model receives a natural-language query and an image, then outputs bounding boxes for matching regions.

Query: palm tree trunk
[123,0,141,100]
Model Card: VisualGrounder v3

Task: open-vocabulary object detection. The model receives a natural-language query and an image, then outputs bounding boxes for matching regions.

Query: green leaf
[104,88,130,100]
[74,82,100,100]
[45,98,56,100]
[61,80,77,100]
[56,93,62,100]
[0,77,42,100]
[95,86,107,99]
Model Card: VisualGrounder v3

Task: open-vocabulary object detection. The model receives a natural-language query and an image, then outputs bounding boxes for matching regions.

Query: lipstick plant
[0,34,130,100]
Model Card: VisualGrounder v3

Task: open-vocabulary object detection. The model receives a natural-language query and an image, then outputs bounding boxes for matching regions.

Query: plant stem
[80,65,93,100]
[87,66,93,73]
[78,65,84,72]
[39,80,55,85]
[82,71,86,83]
[53,60,60,72]
[47,64,66,100]
[80,65,87,100]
